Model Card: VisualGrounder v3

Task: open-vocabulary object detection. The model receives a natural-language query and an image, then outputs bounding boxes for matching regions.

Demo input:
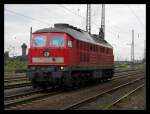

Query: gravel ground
[4,86,33,97]
[109,85,146,110]
[4,73,26,78]
[76,79,145,110]
[9,73,144,110]
[4,81,31,86]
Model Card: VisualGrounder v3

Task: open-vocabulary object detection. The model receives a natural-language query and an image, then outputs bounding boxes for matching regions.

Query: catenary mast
[86,4,91,34]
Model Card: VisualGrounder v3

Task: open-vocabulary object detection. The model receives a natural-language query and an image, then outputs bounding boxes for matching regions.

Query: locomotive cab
[27,32,74,88]
[29,32,74,65]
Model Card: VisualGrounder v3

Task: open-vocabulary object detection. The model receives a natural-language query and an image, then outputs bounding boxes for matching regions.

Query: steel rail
[4,70,144,99]
[5,71,145,110]
[4,67,143,80]
[103,83,145,109]
[4,89,43,101]
[4,76,26,80]
[5,78,28,83]
[5,70,144,100]
[112,71,144,80]
[4,83,32,90]
[4,69,144,92]
[61,76,145,110]
[114,68,144,73]
[4,90,63,109]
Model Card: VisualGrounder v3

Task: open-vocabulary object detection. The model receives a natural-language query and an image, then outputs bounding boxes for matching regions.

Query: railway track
[5,70,143,101]
[104,83,145,110]
[5,76,26,80]
[4,69,144,89]
[4,73,26,79]
[61,77,145,110]
[4,82,32,90]
[4,77,28,83]
[4,88,43,101]
[4,71,142,99]
[4,69,144,90]
[4,89,63,109]
[4,70,145,110]
[4,68,144,88]
[114,67,144,73]
[4,67,144,81]
[4,66,143,79]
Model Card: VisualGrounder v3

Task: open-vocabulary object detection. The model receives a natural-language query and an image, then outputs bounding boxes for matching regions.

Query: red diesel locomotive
[27,23,114,89]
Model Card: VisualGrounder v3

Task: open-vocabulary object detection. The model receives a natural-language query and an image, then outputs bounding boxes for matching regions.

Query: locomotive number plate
[32,57,64,63]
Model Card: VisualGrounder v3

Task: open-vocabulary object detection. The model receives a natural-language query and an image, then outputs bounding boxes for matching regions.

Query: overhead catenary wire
[6,6,144,40]
[57,5,86,30]
[127,6,145,28]
[57,5,99,29]
[91,5,134,35]
[59,4,145,39]
[5,8,51,26]
[37,4,122,38]
[58,4,118,37]
[5,5,145,37]
[106,5,145,36]
[5,6,116,42]
[5,5,145,61]
[92,5,101,16]
[5,5,143,42]
[58,4,137,37]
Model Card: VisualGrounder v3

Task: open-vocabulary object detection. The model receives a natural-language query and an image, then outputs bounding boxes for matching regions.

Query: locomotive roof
[33,23,113,48]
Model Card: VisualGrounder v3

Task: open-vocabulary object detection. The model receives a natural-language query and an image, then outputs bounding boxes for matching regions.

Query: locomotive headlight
[60,66,64,70]
[44,51,50,57]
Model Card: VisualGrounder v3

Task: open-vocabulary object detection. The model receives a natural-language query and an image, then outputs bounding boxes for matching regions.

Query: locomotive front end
[27,32,70,88]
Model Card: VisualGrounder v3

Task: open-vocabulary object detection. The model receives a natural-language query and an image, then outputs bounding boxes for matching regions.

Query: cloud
[4,4,146,61]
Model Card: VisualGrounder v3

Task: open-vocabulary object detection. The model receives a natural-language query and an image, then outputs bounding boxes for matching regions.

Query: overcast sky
[4,4,146,61]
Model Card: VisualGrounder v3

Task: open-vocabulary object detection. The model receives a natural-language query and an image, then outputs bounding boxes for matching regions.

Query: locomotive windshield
[50,36,64,47]
[33,36,46,47]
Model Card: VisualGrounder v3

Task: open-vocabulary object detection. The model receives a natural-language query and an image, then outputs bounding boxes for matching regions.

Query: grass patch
[4,58,27,73]
[116,64,129,68]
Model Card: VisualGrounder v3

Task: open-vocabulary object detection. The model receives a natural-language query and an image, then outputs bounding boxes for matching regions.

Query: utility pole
[117,56,119,64]
[144,39,146,63]
[131,29,134,67]
[30,27,32,47]
[86,4,91,34]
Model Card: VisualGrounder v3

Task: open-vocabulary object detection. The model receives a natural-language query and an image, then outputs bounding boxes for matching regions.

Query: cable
[58,5,84,19]
[92,5,101,16]
[5,8,51,26]
[58,4,118,37]
[127,6,145,28]
[5,6,122,38]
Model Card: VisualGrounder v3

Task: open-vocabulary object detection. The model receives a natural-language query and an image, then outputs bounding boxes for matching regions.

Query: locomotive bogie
[27,65,114,89]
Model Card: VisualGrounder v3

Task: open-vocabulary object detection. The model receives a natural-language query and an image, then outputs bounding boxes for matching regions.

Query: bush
[4,58,27,73]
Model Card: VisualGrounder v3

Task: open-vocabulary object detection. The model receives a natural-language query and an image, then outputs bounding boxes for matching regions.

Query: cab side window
[68,40,72,48]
